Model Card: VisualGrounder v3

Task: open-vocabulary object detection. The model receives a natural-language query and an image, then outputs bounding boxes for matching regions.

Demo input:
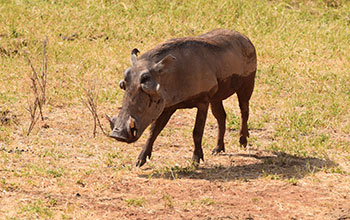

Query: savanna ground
[1,0,350,219]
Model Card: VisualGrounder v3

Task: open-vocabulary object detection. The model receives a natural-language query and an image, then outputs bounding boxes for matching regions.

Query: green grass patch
[124,197,146,207]
[20,199,54,219]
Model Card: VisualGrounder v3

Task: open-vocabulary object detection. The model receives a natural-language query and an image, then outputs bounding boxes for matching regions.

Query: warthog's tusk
[106,114,111,122]
[129,116,134,129]
[129,116,137,137]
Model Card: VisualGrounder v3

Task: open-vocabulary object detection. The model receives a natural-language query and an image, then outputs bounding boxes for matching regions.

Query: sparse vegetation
[124,197,146,207]
[163,193,174,209]
[200,197,216,206]
[24,37,48,135]
[0,0,349,219]
[20,199,53,219]
[82,86,107,138]
[287,177,298,185]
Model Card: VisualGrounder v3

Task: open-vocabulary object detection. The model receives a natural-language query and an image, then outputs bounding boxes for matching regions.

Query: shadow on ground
[139,151,337,181]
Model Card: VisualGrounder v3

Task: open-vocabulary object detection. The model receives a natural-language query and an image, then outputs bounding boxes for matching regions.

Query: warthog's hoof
[192,150,204,166]
[239,136,247,148]
[136,148,152,167]
[136,159,147,167]
[212,145,225,155]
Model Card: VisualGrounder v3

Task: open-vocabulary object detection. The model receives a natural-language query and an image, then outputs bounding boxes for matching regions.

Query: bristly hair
[139,37,221,61]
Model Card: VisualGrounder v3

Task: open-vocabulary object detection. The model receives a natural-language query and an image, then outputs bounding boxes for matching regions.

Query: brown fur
[109,29,257,167]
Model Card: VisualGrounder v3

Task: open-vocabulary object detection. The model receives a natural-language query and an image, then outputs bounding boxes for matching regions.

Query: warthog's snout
[109,128,128,142]
[109,116,137,143]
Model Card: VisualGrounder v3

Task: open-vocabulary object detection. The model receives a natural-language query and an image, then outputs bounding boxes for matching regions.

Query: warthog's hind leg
[210,101,226,154]
[237,72,255,148]
[192,102,209,164]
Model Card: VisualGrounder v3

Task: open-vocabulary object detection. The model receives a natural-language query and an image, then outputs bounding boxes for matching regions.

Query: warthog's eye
[140,73,151,84]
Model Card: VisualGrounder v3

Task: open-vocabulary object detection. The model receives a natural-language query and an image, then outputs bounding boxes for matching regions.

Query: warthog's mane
[140,37,222,61]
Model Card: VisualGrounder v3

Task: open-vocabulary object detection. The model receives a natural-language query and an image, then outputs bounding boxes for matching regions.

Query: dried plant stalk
[25,36,48,135]
[83,88,107,137]
[25,98,40,136]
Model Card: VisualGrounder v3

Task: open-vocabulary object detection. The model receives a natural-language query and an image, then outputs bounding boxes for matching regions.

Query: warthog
[108,29,257,167]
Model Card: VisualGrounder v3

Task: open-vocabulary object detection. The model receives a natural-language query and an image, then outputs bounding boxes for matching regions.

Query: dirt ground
[1,105,350,220]
[1,1,350,219]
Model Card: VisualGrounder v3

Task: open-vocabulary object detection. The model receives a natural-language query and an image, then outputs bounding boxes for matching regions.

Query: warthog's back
[139,29,257,107]
[199,29,257,79]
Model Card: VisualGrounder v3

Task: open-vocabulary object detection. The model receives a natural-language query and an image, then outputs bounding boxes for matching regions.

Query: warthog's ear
[130,48,140,66]
[153,54,176,74]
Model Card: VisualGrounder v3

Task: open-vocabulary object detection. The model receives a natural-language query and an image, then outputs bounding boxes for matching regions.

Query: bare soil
[1,105,350,220]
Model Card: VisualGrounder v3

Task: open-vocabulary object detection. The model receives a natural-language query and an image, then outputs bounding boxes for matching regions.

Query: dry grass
[82,86,108,138]
[24,36,48,135]
[0,0,350,219]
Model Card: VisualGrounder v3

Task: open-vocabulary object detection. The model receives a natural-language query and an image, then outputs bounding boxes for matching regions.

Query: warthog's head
[108,48,176,143]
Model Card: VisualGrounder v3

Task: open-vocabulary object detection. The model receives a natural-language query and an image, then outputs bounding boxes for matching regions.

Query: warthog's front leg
[136,109,175,167]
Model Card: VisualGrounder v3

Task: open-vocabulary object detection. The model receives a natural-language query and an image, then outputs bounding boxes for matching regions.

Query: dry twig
[83,88,107,137]
[25,36,48,135]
